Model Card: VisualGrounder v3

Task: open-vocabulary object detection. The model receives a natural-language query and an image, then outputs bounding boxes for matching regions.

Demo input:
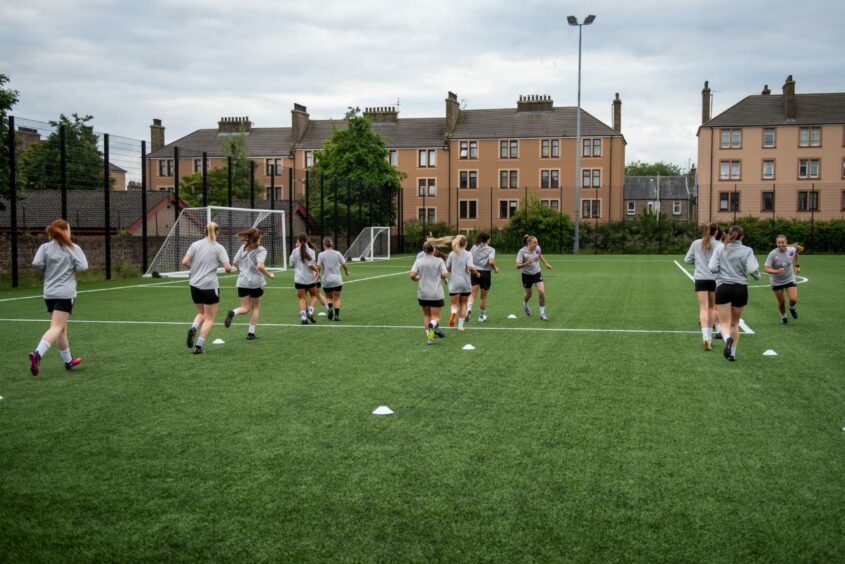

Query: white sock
[703,327,712,339]
[479,309,485,317]
[36,340,51,357]
[191,322,200,330]
[540,306,546,315]
[458,317,465,328]
[232,308,242,316]
[307,306,314,315]
[713,325,721,335]
[300,311,306,319]
[196,337,205,347]
[730,346,736,356]
[467,302,473,311]
[248,324,256,334]
[59,348,72,363]
[432,321,438,329]
[451,308,457,316]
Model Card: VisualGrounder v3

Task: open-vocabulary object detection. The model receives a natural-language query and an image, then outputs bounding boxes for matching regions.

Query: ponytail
[206,222,219,242]
[701,223,718,252]
[237,227,261,250]
[451,234,467,253]
[46,219,72,248]
[724,224,744,245]
[296,233,312,263]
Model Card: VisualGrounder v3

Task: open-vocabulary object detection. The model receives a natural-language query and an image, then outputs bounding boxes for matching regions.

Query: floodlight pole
[568,14,595,254]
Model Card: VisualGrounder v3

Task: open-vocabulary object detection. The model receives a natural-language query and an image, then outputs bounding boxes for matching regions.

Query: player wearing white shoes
[290,233,320,324]
[467,232,499,323]
[708,225,760,362]
[446,235,480,331]
[182,222,232,354]
[684,223,722,351]
[224,227,275,339]
[516,235,552,320]
[28,219,88,376]
[317,238,350,321]
[410,241,449,344]
[764,235,803,325]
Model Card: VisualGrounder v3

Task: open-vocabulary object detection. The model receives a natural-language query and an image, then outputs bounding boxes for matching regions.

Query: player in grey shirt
[28,219,88,376]
[684,223,723,350]
[317,237,350,321]
[763,234,803,324]
[516,235,553,320]
[445,234,479,331]
[181,222,232,354]
[708,225,760,362]
[290,233,320,324]
[224,227,275,339]
[467,232,499,322]
[411,241,449,344]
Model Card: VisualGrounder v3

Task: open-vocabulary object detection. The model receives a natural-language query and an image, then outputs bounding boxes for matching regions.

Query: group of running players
[25,219,803,374]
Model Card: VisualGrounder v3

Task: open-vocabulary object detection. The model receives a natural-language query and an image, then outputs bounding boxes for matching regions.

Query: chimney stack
[516,94,553,112]
[363,106,399,123]
[150,118,165,152]
[761,85,771,95]
[612,93,622,132]
[291,103,309,144]
[217,116,251,134]
[783,75,796,119]
[701,81,711,124]
[445,91,460,134]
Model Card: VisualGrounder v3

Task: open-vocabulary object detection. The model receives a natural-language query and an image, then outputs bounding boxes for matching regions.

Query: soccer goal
[144,206,287,278]
[344,226,391,262]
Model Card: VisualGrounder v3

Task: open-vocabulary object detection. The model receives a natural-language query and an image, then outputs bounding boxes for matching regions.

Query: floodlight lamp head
[567,15,578,25]
[584,14,596,24]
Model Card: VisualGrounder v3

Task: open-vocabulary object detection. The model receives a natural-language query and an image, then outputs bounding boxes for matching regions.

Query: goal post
[344,226,391,262]
[144,206,287,278]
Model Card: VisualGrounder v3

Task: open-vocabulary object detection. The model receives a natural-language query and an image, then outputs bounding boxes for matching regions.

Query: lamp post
[567,14,595,254]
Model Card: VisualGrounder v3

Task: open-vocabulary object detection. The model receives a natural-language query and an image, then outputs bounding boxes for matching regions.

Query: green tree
[180,125,255,206]
[310,107,404,232]
[625,160,684,176]
[0,73,20,206]
[18,113,111,191]
[504,197,573,253]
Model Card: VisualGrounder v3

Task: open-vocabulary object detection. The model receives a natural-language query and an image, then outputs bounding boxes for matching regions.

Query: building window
[499,200,518,218]
[418,149,436,168]
[418,208,436,224]
[459,200,478,219]
[305,151,314,168]
[673,201,682,215]
[265,158,282,176]
[540,139,560,158]
[763,128,776,148]
[761,191,774,212]
[158,159,174,177]
[719,192,740,211]
[762,160,775,180]
[842,190,845,211]
[417,178,436,196]
[582,169,601,187]
[540,199,559,210]
[582,138,602,157]
[581,199,601,218]
[798,159,820,179]
[194,159,203,174]
[799,126,821,147]
[266,186,283,200]
[499,140,518,159]
[459,170,478,189]
[627,201,635,215]
[720,128,742,149]
[459,141,478,159]
[499,170,518,188]
[388,150,398,166]
[719,160,741,180]
[798,191,819,211]
[540,169,560,188]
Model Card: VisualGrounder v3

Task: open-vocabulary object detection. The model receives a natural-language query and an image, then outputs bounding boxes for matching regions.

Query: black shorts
[471,270,492,290]
[237,287,264,299]
[418,298,444,308]
[694,279,716,292]
[191,286,220,305]
[521,272,543,289]
[715,283,748,308]
[772,282,796,292]
[323,285,342,294]
[45,298,74,314]
[295,282,319,290]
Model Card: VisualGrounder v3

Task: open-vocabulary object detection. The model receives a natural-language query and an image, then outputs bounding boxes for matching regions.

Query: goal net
[344,226,391,262]
[144,206,287,278]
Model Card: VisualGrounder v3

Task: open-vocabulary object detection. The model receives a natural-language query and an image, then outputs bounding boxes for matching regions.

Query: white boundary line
[673,260,754,334]
[0,278,189,303]
[0,317,701,335]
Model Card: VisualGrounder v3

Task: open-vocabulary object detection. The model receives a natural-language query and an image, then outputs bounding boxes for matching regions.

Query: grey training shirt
[235,245,268,289]
[708,241,760,286]
[684,237,722,281]
[32,240,89,299]
[470,243,496,271]
[318,249,346,288]
[411,254,447,301]
[516,245,542,275]
[765,246,798,287]
[446,250,475,294]
[187,238,230,289]
[289,246,317,285]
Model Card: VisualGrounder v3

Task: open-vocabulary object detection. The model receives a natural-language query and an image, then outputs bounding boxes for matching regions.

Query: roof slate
[703,93,845,128]
[148,127,294,159]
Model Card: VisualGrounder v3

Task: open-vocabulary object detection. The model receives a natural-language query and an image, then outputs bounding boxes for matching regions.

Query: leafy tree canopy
[625,160,684,176]
[0,73,20,204]
[180,125,255,207]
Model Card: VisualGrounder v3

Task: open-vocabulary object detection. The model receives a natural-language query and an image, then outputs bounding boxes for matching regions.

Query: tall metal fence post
[8,116,18,288]
[320,174,325,243]
[173,146,180,272]
[227,156,233,207]
[304,170,310,233]
[249,160,255,209]
[103,133,111,280]
[141,140,148,273]
[202,151,208,207]
[60,125,67,220]
[288,167,294,252]
[810,183,816,250]
[346,179,351,251]
[732,183,737,223]
[333,178,338,247]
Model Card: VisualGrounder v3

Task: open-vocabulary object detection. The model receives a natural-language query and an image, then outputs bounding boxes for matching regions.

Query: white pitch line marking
[0,278,189,303]
[672,260,755,334]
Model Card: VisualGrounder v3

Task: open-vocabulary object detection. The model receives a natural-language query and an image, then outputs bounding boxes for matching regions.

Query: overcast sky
[2,0,844,170]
